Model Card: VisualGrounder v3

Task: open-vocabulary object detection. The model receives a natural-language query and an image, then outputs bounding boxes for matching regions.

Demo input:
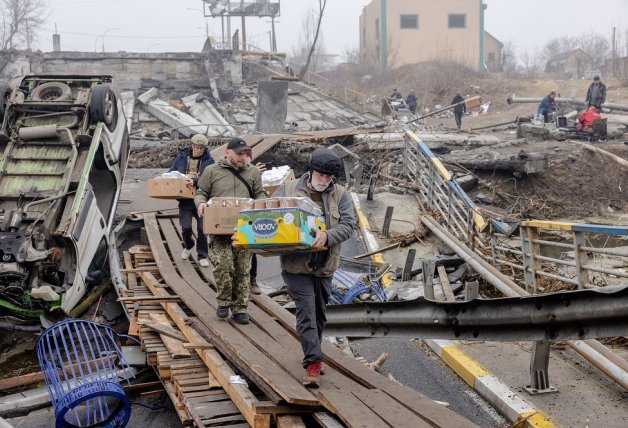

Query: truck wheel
[0,82,11,121]
[90,84,117,131]
[31,81,72,101]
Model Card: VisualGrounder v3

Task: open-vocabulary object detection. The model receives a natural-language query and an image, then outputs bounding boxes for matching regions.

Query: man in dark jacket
[451,94,466,129]
[537,91,557,123]
[406,90,418,114]
[195,137,266,324]
[169,134,214,267]
[586,75,606,109]
[273,148,355,388]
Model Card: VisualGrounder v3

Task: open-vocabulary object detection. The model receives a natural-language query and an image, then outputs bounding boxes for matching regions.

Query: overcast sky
[36,0,628,59]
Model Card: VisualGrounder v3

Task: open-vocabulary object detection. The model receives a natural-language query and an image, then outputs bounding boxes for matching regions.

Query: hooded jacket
[194,158,266,207]
[169,147,214,186]
[586,82,606,108]
[274,173,356,277]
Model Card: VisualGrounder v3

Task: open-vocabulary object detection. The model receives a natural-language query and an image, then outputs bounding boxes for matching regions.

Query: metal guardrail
[403,127,628,292]
[403,128,488,248]
[491,221,628,293]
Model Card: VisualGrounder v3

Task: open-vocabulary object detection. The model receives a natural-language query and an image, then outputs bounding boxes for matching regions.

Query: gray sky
[36,0,628,58]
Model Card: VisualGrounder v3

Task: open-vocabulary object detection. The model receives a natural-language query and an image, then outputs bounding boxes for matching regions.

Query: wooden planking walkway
[144,214,477,427]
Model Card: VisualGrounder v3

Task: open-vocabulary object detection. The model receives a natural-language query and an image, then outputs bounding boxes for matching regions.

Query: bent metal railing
[403,127,628,293]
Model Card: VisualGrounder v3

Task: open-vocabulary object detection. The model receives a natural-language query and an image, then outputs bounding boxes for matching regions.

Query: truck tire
[31,82,72,101]
[90,84,117,131]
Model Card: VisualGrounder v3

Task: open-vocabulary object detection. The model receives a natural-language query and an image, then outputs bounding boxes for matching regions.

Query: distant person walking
[585,75,606,109]
[537,91,557,123]
[406,91,418,114]
[390,88,402,100]
[451,94,466,129]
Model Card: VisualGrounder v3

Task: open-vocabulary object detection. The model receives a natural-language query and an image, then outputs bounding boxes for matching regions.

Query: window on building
[488,52,495,62]
[448,14,466,29]
[400,14,418,29]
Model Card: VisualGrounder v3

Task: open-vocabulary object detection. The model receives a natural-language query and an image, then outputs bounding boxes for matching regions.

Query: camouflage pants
[207,236,251,314]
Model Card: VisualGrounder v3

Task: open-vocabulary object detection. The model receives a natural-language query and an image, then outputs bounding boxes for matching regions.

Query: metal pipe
[568,341,628,390]
[507,95,628,112]
[421,216,525,297]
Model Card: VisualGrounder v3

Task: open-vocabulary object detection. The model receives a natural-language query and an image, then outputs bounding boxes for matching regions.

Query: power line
[45,28,205,39]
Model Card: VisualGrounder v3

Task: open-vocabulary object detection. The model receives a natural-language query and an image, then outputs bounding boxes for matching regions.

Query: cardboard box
[263,169,295,196]
[234,206,326,255]
[464,96,482,109]
[147,178,194,199]
[203,197,254,235]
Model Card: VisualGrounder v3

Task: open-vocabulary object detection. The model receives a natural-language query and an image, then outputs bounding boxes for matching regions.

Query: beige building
[360,0,499,72]
[484,31,503,72]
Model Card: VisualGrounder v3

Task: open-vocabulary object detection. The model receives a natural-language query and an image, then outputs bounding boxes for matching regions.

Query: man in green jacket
[195,137,266,324]
[274,148,355,387]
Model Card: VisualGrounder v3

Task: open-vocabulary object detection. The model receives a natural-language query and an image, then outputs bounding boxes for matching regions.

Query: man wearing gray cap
[169,134,214,267]
[195,137,266,324]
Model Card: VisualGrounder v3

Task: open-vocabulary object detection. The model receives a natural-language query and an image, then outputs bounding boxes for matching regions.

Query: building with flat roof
[359,0,496,72]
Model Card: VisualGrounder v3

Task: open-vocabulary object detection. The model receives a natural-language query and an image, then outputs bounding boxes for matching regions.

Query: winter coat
[452,95,466,114]
[406,94,418,107]
[538,95,557,115]
[194,158,266,207]
[169,147,214,186]
[274,173,355,278]
[586,82,606,108]
[578,109,601,132]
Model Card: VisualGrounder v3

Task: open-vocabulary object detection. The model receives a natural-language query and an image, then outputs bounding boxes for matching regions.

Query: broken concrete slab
[182,93,235,137]
[256,81,288,133]
[121,91,135,133]
[138,87,206,138]
[444,150,547,174]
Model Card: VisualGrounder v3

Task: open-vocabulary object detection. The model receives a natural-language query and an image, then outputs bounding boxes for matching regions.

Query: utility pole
[271,15,277,52]
[240,0,246,51]
[612,27,617,77]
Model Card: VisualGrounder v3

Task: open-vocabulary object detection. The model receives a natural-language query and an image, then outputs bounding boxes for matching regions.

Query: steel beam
[323,285,628,341]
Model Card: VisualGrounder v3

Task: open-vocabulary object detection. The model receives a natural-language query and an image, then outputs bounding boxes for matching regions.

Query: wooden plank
[315,387,391,428]
[437,265,456,302]
[123,251,138,290]
[156,217,317,406]
[253,401,322,415]
[276,415,307,428]
[200,414,247,425]
[140,270,268,428]
[353,389,431,428]
[138,320,187,342]
[251,293,477,428]
[119,296,182,302]
[312,412,345,428]
[149,313,191,358]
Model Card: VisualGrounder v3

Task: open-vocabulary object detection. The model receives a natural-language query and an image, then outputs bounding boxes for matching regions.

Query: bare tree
[0,0,48,50]
[542,35,578,62]
[520,48,544,78]
[578,31,610,69]
[298,0,327,80]
[500,41,519,76]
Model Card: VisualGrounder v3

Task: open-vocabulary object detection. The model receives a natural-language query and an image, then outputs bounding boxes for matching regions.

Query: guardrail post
[422,260,435,300]
[402,249,417,281]
[524,341,558,395]
[465,280,479,300]
[573,231,589,289]
[521,226,540,293]
[427,168,435,210]
[380,206,394,238]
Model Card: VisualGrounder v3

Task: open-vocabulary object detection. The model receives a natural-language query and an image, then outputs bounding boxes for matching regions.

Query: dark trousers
[179,200,208,259]
[282,272,332,367]
[409,104,417,114]
[454,111,463,129]
[250,254,257,280]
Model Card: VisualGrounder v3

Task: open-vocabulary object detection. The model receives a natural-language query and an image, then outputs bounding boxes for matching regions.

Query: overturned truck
[0,75,129,327]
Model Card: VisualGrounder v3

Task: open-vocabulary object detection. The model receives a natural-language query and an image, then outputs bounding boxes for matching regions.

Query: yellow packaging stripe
[441,345,489,388]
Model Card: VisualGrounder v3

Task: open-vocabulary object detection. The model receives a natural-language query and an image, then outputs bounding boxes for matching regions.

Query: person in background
[406,90,418,114]
[169,134,214,267]
[390,88,402,100]
[451,93,466,129]
[537,91,557,123]
[585,75,606,110]
[273,148,355,388]
[577,106,601,140]
[195,138,266,324]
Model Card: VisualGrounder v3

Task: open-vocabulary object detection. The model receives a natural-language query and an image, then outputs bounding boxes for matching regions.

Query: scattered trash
[229,375,249,387]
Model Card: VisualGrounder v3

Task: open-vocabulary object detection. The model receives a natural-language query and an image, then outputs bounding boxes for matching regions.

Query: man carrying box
[195,137,266,324]
[273,148,355,387]
[169,134,214,267]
